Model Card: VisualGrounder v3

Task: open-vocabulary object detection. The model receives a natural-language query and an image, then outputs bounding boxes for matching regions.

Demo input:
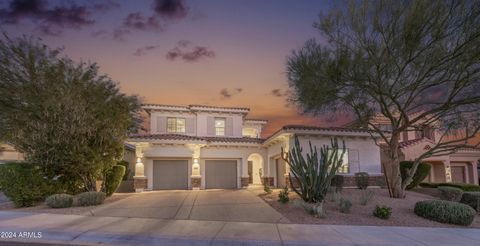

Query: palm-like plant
[281,136,345,204]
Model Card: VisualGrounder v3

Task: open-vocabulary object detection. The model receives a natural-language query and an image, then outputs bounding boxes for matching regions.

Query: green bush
[117,160,130,181]
[400,161,431,190]
[355,172,369,189]
[330,175,344,193]
[414,200,476,226]
[460,192,480,211]
[419,182,480,192]
[419,182,439,188]
[0,162,59,207]
[440,183,480,192]
[45,194,73,208]
[438,186,464,202]
[77,191,106,206]
[339,198,352,213]
[373,205,392,219]
[278,186,290,203]
[105,165,126,196]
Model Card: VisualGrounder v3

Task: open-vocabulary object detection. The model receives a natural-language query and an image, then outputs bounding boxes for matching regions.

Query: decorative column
[443,159,452,183]
[191,158,201,189]
[471,161,479,185]
[187,144,204,190]
[133,144,147,192]
[241,157,249,188]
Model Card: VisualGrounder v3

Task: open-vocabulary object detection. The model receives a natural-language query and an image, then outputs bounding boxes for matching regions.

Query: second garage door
[153,160,188,190]
[205,160,237,189]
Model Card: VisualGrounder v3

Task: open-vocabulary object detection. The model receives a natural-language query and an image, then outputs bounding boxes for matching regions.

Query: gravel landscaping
[259,188,480,228]
[0,193,133,215]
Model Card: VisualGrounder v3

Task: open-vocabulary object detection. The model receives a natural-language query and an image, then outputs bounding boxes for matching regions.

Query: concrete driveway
[90,189,289,223]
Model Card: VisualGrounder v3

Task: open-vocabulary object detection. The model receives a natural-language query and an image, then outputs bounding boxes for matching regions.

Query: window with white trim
[167,117,186,133]
[215,118,225,136]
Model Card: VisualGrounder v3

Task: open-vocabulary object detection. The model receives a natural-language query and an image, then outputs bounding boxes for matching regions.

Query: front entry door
[248,161,253,184]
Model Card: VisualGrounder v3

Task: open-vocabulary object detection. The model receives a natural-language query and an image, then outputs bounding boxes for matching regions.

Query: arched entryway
[247,153,264,185]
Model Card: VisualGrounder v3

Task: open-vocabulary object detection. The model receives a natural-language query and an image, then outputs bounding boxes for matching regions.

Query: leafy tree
[0,35,142,192]
[287,0,480,198]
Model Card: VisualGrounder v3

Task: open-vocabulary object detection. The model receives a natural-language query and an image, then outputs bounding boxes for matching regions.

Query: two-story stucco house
[366,114,480,185]
[128,104,384,191]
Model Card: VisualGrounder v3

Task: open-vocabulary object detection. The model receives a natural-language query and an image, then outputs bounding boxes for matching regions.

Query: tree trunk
[383,134,405,198]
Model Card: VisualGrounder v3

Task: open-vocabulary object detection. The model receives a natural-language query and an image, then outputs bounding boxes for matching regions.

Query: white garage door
[153,160,188,190]
[205,160,237,189]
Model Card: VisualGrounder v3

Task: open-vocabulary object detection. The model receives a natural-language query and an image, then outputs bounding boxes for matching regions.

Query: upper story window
[377,124,392,132]
[422,126,435,141]
[215,118,225,136]
[167,117,186,133]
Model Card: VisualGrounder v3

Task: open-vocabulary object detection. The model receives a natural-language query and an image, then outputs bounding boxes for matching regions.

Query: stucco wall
[140,143,267,189]
[295,135,382,174]
[0,144,24,164]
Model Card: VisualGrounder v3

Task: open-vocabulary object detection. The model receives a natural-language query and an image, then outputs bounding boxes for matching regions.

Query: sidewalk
[0,211,479,246]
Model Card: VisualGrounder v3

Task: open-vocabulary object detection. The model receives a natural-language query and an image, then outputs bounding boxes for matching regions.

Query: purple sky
[0,0,348,137]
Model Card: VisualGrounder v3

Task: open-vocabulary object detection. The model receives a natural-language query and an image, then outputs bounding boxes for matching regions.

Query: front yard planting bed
[0,193,133,215]
[259,188,480,228]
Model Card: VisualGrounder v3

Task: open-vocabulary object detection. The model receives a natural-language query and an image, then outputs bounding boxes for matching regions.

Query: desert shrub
[438,186,463,202]
[359,189,374,205]
[281,137,345,206]
[293,200,326,218]
[355,172,369,189]
[400,161,431,190]
[330,175,344,193]
[460,192,480,211]
[105,165,126,196]
[77,191,106,206]
[414,200,476,226]
[329,188,341,203]
[278,186,290,203]
[117,160,130,181]
[373,205,392,219]
[264,183,272,194]
[0,162,60,207]
[339,198,352,213]
[45,194,73,208]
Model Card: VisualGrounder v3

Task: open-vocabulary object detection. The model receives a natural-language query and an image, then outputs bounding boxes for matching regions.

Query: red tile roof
[399,138,425,148]
[142,104,250,112]
[129,125,381,145]
[277,125,376,135]
[129,134,204,141]
[188,104,250,111]
[202,136,264,144]
[129,134,264,143]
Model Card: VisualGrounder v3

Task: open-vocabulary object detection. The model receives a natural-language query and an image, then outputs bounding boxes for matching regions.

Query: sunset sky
[0,0,346,137]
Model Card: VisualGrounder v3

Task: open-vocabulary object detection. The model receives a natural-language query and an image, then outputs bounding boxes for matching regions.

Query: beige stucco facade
[129,104,384,192]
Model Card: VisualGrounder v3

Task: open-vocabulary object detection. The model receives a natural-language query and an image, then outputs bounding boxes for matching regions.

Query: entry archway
[247,153,264,185]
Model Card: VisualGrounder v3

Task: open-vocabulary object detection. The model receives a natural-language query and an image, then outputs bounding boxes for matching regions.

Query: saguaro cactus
[281,136,345,204]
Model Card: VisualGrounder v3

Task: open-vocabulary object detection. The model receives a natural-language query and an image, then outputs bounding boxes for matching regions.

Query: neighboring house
[0,143,24,164]
[354,113,480,185]
[127,104,384,191]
